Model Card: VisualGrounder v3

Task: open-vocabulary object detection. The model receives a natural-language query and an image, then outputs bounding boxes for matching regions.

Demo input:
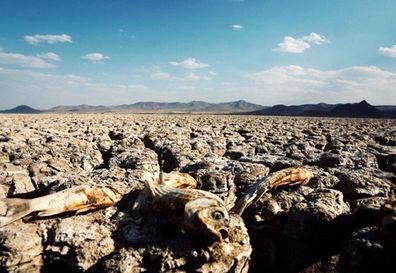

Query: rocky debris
[1,163,35,195]
[0,223,43,273]
[337,227,392,273]
[100,213,251,273]
[0,114,395,273]
[335,169,393,198]
[43,211,116,272]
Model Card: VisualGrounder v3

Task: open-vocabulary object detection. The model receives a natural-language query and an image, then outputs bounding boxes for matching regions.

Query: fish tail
[0,198,33,227]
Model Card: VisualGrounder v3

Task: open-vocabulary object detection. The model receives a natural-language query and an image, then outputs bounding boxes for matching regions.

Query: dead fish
[232,167,313,215]
[0,185,122,227]
[161,171,197,189]
[141,178,230,243]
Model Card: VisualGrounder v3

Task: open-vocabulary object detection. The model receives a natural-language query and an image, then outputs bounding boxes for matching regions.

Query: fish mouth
[206,226,229,242]
[219,228,229,240]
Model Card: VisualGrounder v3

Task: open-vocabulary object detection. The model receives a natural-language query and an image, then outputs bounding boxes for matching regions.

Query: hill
[251,103,334,116]
[325,100,383,118]
[0,105,42,114]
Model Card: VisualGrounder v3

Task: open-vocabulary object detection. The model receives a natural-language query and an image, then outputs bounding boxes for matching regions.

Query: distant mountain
[250,102,334,116]
[3,100,394,117]
[0,105,42,114]
[49,104,111,112]
[49,100,265,113]
[325,100,383,118]
[213,100,265,112]
[113,101,213,111]
[376,105,396,118]
[249,100,388,118]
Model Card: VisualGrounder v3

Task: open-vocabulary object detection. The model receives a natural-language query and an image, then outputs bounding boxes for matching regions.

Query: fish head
[184,197,230,242]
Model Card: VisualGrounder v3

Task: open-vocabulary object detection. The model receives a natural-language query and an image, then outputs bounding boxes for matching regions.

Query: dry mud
[0,113,395,273]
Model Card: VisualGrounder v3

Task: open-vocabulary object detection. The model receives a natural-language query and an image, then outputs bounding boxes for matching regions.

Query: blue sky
[0,0,396,109]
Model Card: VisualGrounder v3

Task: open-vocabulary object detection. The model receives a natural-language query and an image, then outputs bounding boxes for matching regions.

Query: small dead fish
[141,178,230,243]
[0,185,122,227]
[232,167,313,215]
[161,171,197,189]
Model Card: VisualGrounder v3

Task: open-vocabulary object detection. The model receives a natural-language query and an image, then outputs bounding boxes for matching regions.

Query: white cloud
[24,34,72,45]
[150,71,171,80]
[170,57,209,69]
[82,53,110,62]
[0,67,151,108]
[232,24,244,30]
[379,45,396,58]
[37,52,61,62]
[301,33,328,45]
[244,65,396,104]
[274,37,311,53]
[274,32,328,54]
[0,52,54,68]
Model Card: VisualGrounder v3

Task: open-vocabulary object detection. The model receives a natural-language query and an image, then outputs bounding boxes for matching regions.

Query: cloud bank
[0,52,54,68]
[24,34,72,45]
[245,65,396,104]
[0,67,150,108]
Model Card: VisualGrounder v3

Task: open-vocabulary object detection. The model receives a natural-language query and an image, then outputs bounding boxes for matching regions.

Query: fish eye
[211,210,225,220]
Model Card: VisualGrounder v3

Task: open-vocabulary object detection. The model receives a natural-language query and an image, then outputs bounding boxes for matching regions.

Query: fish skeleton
[0,185,122,227]
[136,167,313,243]
[231,166,313,215]
[140,178,230,243]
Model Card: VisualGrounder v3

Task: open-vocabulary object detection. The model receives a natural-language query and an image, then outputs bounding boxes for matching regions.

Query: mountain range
[1,100,395,118]
[249,100,395,118]
[49,100,264,113]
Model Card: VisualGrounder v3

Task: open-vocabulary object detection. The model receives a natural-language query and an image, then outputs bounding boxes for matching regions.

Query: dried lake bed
[0,113,395,273]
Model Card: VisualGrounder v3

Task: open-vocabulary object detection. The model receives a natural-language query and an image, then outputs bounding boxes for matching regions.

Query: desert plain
[0,113,395,273]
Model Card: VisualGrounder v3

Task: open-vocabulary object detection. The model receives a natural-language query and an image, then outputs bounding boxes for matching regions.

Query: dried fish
[231,167,313,215]
[140,177,230,243]
[0,185,122,227]
[161,171,197,189]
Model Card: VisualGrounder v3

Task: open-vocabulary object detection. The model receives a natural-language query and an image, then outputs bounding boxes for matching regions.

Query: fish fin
[0,198,33,227]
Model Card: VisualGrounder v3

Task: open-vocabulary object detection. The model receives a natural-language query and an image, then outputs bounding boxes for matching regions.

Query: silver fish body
[144,180,230,243]
[0,185,122,227]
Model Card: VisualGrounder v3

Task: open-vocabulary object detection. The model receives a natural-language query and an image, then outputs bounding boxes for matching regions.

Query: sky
[0,0,396,109]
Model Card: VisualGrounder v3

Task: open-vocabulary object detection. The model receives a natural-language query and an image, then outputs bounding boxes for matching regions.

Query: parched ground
[0,113,395,273]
